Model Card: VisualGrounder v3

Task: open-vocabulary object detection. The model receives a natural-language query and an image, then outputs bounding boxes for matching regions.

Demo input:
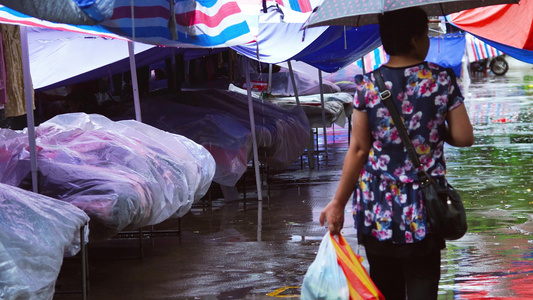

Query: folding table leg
[80,224,88,300]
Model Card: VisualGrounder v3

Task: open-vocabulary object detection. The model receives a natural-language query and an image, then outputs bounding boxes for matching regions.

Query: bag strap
[372,69,431,182]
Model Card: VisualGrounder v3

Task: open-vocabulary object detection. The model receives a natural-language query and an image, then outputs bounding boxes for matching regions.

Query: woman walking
[319,7,474,300]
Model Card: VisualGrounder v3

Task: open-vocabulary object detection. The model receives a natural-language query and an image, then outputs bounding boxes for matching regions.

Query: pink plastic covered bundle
[0,113,215,240]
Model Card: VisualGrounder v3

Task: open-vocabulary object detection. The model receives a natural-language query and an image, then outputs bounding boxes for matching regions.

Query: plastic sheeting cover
[0,182,89,300]
[0,113,216,240]
[120,89,311,187]
[269,93,354,128]
[263,69,341,97]
[229,84,353,128]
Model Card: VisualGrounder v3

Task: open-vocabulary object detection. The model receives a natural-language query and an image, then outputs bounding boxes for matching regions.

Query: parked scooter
[470,54,509,76]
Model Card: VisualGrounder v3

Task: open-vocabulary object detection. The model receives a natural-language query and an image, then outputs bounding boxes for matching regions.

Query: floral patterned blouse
[353,62,464,244]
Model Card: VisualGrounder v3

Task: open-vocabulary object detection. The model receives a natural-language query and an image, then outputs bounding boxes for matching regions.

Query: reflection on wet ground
[440,58,533,299]
[56,58,532,299]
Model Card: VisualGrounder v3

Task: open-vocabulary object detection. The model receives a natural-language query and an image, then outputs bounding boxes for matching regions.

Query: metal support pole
[318,69,328,157]
[128,0,141,122]
[287,60,300,106]
[244,63,263,201]
[80,224,88,300]
[20,26,38,193]
[267,64,273,94]
[128,41,142,122]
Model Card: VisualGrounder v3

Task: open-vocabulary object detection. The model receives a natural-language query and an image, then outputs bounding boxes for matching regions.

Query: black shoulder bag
[372,69,467,241]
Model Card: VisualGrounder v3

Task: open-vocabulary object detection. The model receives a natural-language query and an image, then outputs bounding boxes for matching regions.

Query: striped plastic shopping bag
[301,233,384,300]
[330,233,384,300]
[301,233,350,299]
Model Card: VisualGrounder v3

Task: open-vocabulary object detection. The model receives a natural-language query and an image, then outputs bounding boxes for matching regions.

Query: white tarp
[28,27,153,90]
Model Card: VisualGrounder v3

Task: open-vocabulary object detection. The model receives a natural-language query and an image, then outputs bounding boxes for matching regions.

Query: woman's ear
[412,28,429,45]
[412,31,430,59]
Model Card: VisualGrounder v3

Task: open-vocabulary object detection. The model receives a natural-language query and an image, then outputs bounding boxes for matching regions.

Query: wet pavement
[55,140,353,300]
[55,57,533,300]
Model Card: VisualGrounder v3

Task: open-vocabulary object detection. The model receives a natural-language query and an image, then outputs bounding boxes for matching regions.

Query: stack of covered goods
[0,113,216,240]
[0,183,89,299]
[126,89,311,187]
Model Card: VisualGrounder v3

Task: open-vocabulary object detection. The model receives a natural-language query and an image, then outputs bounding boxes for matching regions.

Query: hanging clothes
[1,24,34,118]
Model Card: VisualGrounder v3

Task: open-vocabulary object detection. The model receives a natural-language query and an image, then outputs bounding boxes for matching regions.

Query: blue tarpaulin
[426,33,466,78]
[292,25,381,73]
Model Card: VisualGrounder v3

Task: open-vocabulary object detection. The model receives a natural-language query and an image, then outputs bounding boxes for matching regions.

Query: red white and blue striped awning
[101,0,254,47]
[465,33,503,63]
[356,45,389,73]
[0,0,255,48]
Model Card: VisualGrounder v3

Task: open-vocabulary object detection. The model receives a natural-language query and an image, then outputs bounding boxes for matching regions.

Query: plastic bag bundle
[0,182,89,300]
[301,233,384,300]
[0,113,216,240]
[301,234,350,300]
[126,89,311,186]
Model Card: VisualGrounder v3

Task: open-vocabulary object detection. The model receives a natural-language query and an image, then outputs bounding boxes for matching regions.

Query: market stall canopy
[0,0,115,25]
[0,1,323,90]
[325,33,465,80]
[305,0,519,28]
[100,0,253,47]
[237,0,316,37]
[232,5,466,87]
[293,25,380,72]
[231,5,381,73]
[27,27,226,91]
[463,33,504,63]
[448,0,533,63]
[28,27,152,90]
[0,0,254,48]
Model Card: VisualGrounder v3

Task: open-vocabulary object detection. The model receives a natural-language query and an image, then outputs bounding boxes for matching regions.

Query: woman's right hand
[319,200,346,236]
